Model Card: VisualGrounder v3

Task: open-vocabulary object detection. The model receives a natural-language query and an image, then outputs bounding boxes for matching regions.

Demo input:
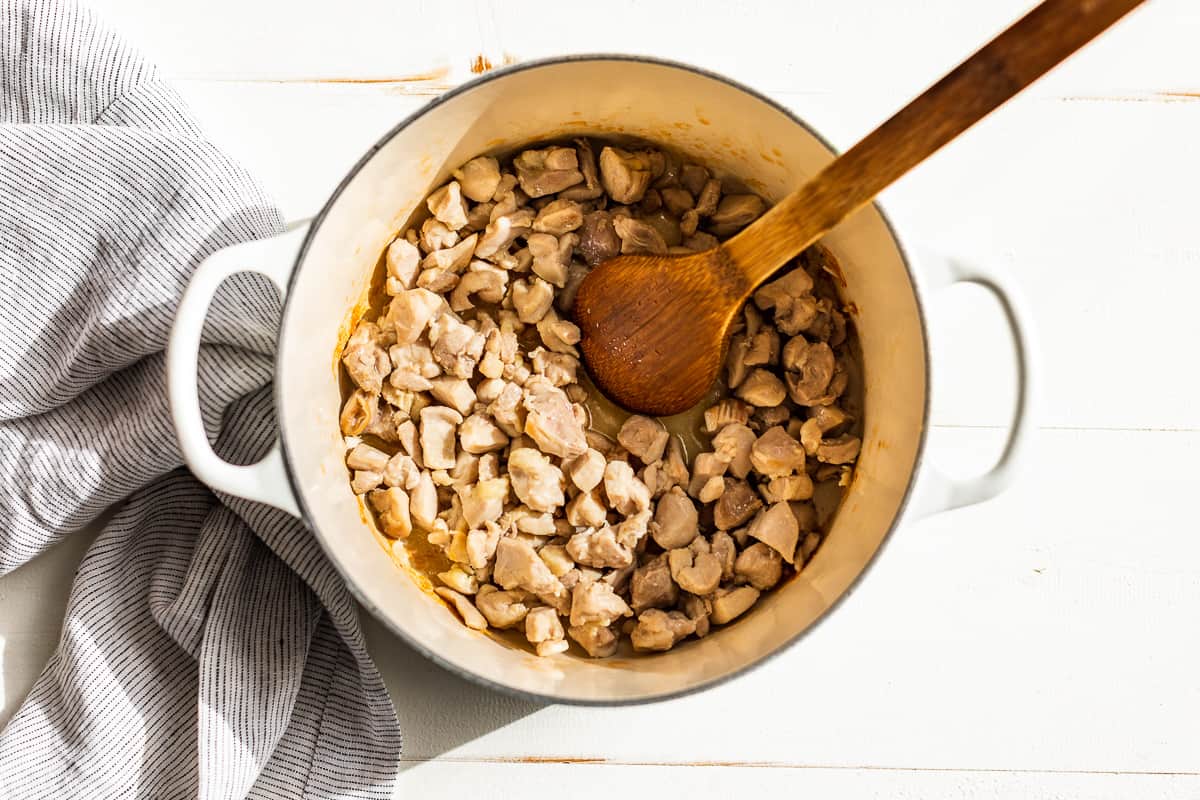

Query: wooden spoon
[574,0,1144,416]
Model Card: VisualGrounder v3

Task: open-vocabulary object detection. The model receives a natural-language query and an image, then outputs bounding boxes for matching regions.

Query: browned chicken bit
[339,139,861,657]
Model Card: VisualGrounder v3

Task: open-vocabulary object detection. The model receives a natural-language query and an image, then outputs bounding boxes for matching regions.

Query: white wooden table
[3,1,1199,795]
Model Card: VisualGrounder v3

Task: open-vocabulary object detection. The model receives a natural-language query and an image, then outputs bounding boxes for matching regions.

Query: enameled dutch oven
[167,56,1036,704]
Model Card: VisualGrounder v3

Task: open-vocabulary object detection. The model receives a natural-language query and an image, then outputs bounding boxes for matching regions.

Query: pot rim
[274,53,933,706]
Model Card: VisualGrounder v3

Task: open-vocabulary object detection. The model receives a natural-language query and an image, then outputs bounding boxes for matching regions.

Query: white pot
[168,56,1037,704]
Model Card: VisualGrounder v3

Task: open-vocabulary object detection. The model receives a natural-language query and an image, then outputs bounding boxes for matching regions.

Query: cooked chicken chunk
[506,447,565,512]
[667,547,722,596]
[569,580,632,628]
[710,586,760,625]
[566,526,633,569]
[436,587,488,630]
[650,486,698,549]
[578,210,621,266]
[369,487,412,539]
[428,314,485,379]
[612,216,668,255]
[631,554,679,612]
[458,413,508,454]
[525,605,566,645]
[734,542,783,590]
[386,237,421,294]
[598,146,653,204]
[750,426,806,477]
[419,406,462,470]
[604,460,652,516]
[493,537,562,596]
[533,198,584,235]
[511,277,555,323]
[427,181,469,230]
[631,609,696,652]
[342,321,391,394]
[523,377,587,458]
[712,423,756,479]
[568,623,619,658]
[703,398,752,433]
[513,146,584,197]
[615,416,669,465]
[735,368,787,407]
[475,585,529,628]
[747,502,800,563]
[453,156,502,203]
[713,479,763,531]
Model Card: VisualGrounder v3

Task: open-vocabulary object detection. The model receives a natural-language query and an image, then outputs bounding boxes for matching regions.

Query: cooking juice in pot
[336,137,863,658]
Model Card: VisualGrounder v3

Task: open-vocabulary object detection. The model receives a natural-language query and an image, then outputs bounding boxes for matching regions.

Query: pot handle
[167,223,311,517]
[909,248,1039,519]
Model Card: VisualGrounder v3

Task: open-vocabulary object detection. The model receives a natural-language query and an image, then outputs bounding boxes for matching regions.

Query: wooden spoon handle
[726,0,1146,284]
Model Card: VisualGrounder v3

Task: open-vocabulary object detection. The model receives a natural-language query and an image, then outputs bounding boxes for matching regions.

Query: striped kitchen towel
[0,1,402,797]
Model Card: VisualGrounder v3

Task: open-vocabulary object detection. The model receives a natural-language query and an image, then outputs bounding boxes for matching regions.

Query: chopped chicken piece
[798,530,822,564]
[523,376,587,458]
[667,547,722,596]
[650,486,698,549]
[750,426,806,477]
[612,215,668,255]
[453,156,502,202]
[604,460,652,515]
[725,334,750,389]
[708,194,766,234]
[386,237,421,293]
[532,198,584,235]
[697,475,725,503]
[568,448,607,492]
[438,565,478,595]
[513,146,584,197]
[615,510,651,549]
[506,447,565,512]
[711,531,736,581]
[538,544,575,577]
[703,398,752,433]
[735,368,787,407]
[713,479,763,530]
[568,623,619,658]
[660,187,693,215]
[488,380,527,437]
[734,542,783,590]
[530,348,579,387]
[567,526,633,569]
[679,592,711,638]
[578,210,621,266]
[421,233,478,274]
[427,181,469,230]
[511,276,555,323]
[427,314,485,379]
[816,434,862,465]
[631,609,696,652]
[686,452,728,499]
[458,413,509,454]
[617,415,670,464]
[420,218,458,252]
[493,537,562,596]
[466,526,500,570]
[450,262,508,311]
[566,487,608,528]
[709,585,760,625]
[783,339,836,404]
[435,587,488,630]
[535,308,581,354]
[388,342,440,392]
[342,321,391,394]
[474,584,529,628]
[748,502,800,563]
[528,232,577,288]
[762,473,814,503]
[369,487,412,539]
[525,605,566,646]
[383,452,421,489]
[408,471,437,529]
[712,423,756,479]
[598,146,653,204]
[461,477,509,527]
[386,288,443,347]
[631,554,679,612]
[569,580,632,628]
[419,406,462,470]
[351,470,383,494]
[428,377,475,416]
[339,389,373,436]
[347,443,390,472]
[744,326,780,367]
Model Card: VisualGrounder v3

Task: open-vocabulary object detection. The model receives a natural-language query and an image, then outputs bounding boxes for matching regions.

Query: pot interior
[276,57,927,702]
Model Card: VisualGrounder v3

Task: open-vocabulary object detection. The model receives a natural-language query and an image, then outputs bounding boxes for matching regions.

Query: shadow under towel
[0,1,402,797]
